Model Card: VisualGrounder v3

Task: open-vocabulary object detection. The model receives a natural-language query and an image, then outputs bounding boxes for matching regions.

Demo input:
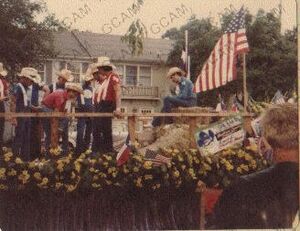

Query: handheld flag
[116,135,131,166]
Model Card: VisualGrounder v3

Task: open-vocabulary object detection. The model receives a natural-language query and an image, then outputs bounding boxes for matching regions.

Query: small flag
[144,149,171,166]
[181,49,187,64]
[116,135,131,166]
[272,90,285,104]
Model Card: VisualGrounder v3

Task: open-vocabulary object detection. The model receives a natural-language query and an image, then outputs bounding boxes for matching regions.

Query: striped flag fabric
[144,149,171,166]
[194,7,249,93]
[116,135,131,166]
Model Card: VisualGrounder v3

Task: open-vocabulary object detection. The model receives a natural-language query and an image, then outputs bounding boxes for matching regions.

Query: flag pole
[243,53,248,112]
[188,55,191,79]
[185,30,189,78]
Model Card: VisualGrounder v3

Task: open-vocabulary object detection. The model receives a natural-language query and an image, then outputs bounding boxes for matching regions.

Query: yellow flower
[108,167,116,174]
[0,168,6,179]
[135,177,143,188]
[41,177,49,185]
[4,156,10,162]
[188,168,196,179]
[18,170,30,184]
[133,167,139,173]
[89,167,96,173]
[205,156,212,164]
[55,182,63,189]
[181,165,186,170]
[225,163,234,171]
[92,183,101,188]
[93,175,99,181]
[7,169,17,176]
[74,162,81,173]
[173,170,180,178]
[105,180,112,185]
[133,155,142,162]
[89,159,96,165]
[4,152,13,162]
[103,155,113,161]
[66,184,77,192]
[71,171,76,179]
[85,149,92,155]
[143,161,152,170]
[0,184,8,190]
[57,162,65,172]
[34,172,42,181]
[103,162,109,167]
[50,147,61,156]
[123,166,129,174]
[237,167,242,173]
[144,174,153,180]
[178,155,184,162]
[15,157,23,164]
[173,149,180,154]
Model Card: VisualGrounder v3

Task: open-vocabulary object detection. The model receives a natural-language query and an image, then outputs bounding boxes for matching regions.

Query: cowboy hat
[166,67,184,78]
[0,63,7,77]
[17,67,38,82]
[56,69,74,82]
[95,56,113,68]
[65,82,83,94]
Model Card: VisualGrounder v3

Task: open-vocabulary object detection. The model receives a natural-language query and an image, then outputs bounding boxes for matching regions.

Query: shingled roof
[52,31,173,63]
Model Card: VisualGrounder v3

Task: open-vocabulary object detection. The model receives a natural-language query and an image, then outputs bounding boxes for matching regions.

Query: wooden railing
[121,86,159,99]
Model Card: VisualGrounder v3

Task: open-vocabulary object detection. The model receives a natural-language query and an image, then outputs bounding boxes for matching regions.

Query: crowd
[0,59,196,161]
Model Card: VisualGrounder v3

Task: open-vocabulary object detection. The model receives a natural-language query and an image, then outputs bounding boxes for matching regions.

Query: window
[66,61,81,82]
[35,63,46,83]
[120,107,127,113]
[115,65,125,84]
[139,66,151,86]
[125,66,137,85]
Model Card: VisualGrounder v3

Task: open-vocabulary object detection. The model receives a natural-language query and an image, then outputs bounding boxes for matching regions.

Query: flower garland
[0,145,269,192]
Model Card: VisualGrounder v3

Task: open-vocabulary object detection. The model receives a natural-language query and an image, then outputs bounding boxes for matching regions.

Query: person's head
[260,103,298,162]
[167,67,184,84]
[65,83,83,100]
[56,69,74,85]
[94,56,113,79]
[97,65,113,76]
[17,67,37,87]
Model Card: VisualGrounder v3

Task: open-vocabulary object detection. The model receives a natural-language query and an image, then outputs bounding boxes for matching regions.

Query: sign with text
[195,115,245,156]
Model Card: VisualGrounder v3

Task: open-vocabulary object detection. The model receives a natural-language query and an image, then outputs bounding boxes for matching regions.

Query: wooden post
[189,117,197,148]
[243,53,248,112]
[50,117,59,149]
[196,180,207,230]
[128,116,136,144]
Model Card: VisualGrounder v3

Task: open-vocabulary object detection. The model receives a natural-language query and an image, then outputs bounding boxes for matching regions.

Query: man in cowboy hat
[75,65,95,155]
[0,63,8,155]
[44,69,74,96]
[11,67,37,160]
[151,67,196,127]
[92,56,122,154]
[41,82,83,155]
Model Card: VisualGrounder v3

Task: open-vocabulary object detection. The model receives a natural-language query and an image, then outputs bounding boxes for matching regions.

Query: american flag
[194,7,249,93]
[144,149,171,166]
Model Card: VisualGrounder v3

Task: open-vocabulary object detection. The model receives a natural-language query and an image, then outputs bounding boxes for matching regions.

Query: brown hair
[261,103,298,150]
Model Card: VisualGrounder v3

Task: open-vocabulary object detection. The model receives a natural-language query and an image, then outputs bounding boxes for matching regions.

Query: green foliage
[0,0,65,74]
[162,8,297,107]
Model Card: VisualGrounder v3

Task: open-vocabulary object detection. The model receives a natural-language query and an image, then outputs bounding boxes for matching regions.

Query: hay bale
[171,107,214,125]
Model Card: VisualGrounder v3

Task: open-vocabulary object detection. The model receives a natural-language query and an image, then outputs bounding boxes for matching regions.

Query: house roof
[52,31,173,64]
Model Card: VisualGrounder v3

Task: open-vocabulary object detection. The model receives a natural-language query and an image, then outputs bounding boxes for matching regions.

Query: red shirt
[42,90,68,112]
[94,72,120,103]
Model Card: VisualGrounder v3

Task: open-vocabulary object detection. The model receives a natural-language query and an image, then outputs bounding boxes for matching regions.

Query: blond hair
[261,103,298,150]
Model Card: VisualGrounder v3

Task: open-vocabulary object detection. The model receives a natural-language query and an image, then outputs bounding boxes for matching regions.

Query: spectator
[213,103,299,229]
[0,63,8,155]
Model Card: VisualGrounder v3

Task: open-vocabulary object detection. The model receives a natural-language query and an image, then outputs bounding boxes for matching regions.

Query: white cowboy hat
[56,69,74,82]
[17,67,38,82]
[65,82,83,94]
[0,63,8,77]
[95,56,114,68]
[167,67,184,78]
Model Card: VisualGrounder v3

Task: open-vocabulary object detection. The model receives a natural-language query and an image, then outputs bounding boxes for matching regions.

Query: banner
[195,115,245,156]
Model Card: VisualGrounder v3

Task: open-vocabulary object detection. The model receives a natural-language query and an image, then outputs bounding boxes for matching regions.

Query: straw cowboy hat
[17,67,38,82]
[167,67,184,78]
[56,69,74,82]
[0,63,7,77]
[65,82,83,94]
[95,56,114,68]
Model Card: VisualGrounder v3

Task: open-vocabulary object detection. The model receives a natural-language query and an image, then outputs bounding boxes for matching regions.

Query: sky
[44,0,297,38]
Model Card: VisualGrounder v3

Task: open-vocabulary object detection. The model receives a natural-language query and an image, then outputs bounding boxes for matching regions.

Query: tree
[0,0,65,75]
[162,8,297,107]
